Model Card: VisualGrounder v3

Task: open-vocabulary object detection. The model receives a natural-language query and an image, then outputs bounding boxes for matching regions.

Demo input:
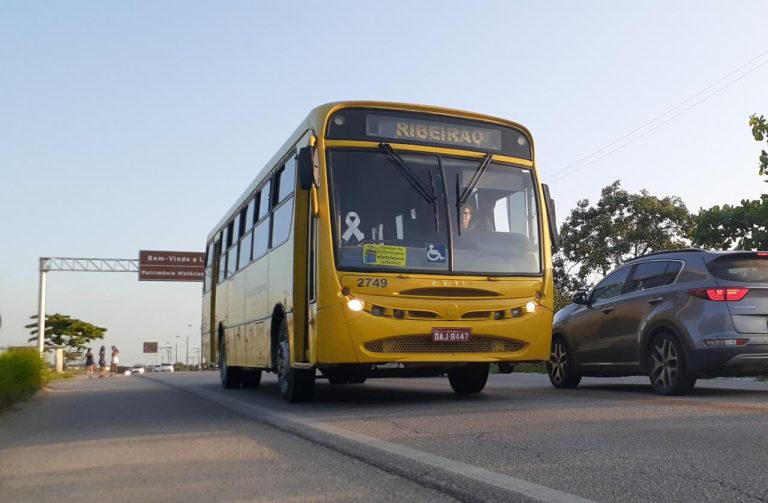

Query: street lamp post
[185,324,192,368]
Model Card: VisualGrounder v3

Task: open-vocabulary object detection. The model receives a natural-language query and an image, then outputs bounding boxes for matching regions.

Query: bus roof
[206,101,535,242]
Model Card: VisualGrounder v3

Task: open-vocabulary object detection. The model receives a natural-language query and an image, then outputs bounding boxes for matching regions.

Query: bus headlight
[347,298,364,312]
[525,301,538,313]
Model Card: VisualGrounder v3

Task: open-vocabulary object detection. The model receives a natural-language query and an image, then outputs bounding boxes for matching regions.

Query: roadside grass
[0,348,53,413]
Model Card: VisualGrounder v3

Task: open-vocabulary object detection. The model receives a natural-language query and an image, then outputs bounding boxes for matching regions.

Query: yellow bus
[202,101,559,402]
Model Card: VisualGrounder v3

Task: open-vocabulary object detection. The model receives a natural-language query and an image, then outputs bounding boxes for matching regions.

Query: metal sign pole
[37,259,48,354]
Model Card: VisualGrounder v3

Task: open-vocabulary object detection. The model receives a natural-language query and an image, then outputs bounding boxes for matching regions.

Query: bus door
[208,238,221,365]
[292,146,316,365]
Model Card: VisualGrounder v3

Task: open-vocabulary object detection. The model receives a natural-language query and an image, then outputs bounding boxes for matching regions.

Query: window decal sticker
[426,243,447,263]
[342,211,365,242]
[363,244,406,267]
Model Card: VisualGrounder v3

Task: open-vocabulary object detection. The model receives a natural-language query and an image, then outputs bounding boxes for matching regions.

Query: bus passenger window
[257,181,271,221]
[271,197,293,249]
[253,218,269,259]
[245,198,255,231]
[218,254,226,283]
[277,158,296,202]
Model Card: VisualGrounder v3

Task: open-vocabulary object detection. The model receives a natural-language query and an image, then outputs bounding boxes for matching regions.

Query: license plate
[431,327,472,342]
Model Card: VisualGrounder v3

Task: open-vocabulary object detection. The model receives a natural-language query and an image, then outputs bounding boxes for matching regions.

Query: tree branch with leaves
[554,180,693,308]
[26,314,107,363]
[749,113,768,182]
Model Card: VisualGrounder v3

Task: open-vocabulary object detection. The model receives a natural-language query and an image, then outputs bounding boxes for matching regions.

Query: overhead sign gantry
[36,251,204,355]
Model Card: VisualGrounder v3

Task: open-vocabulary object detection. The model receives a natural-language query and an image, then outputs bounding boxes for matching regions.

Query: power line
[545,49,768,184]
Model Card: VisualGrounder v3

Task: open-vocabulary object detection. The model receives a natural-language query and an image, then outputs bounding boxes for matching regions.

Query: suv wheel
[547,337,582,388]
[647,332,696,396]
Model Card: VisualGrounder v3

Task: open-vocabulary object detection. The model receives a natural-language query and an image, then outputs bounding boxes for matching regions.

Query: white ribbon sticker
[342,212,365,242]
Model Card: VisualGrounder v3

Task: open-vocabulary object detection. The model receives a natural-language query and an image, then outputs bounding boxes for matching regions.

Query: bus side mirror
[542,184,560,248]
[298,147,313,190]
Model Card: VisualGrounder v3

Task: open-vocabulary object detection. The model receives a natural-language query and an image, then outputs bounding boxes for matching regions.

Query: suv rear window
[708,254,768,283]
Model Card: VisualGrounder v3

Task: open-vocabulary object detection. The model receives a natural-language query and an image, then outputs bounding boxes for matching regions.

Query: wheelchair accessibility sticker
[426,243,447,263]
[363,244,407,266]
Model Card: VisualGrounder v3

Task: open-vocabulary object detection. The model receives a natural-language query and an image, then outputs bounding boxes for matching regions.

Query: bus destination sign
[366,114,503,151]
[138,250,205,282]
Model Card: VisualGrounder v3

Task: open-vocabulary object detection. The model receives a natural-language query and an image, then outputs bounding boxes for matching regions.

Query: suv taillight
[688,287,750,301]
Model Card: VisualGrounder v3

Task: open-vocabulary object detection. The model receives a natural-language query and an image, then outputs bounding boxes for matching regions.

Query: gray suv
[548,250,768,395]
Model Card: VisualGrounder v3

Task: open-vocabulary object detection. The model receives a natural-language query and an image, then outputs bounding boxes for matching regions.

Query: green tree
[691,195,768,250]
[689,115,768,251]
[555,180,693,303]
[749,114,768,181]
[26,314,107,363]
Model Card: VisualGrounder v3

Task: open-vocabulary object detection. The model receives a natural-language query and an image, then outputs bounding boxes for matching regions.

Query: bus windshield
[328,149,541,275]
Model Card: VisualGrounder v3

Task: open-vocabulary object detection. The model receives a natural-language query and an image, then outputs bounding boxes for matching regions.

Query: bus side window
[253,185,270,260]
[227,216,238,277]
[257,181,271,221]
[217,228,227,284]
[238,197,255,269]
[204,241,215,293]
[276,158,296,203]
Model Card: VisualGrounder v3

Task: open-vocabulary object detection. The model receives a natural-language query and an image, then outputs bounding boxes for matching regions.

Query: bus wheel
[276,318,315,403]
[241,369,262,389]
[447,364,489,394]
[219,343,241,389]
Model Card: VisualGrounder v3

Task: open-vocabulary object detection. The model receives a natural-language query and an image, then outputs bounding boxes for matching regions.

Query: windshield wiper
[457,153,493,208]
[379,143,436,204]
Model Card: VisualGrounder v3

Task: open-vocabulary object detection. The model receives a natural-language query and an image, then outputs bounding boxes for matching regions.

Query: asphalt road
[1,371,767,503]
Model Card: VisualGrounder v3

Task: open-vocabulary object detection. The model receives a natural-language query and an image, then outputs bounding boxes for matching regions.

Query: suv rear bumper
[687,346,768,377]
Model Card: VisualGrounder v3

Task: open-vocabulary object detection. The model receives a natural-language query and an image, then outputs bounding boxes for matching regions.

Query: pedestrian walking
[98,345,107,377]
[84,348,95,378]
[110,346,120,376]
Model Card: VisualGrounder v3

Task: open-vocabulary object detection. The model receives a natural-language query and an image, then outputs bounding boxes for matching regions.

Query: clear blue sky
[1,1,767,365]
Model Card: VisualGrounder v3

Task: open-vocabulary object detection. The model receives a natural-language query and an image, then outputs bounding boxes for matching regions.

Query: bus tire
[448,363,489,394]
[276,318,315,403]
[241,369,262,389]
[219,341,241,389]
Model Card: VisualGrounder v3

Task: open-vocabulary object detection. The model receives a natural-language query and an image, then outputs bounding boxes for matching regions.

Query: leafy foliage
[26,314,106,358]
[0,348,47,412]
[691,194,768,250]
[554,180,693,303]
[749,114,768,181]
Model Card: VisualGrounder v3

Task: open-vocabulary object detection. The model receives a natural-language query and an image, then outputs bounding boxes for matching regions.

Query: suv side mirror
[572,291,589,305]
[297,147,313,190]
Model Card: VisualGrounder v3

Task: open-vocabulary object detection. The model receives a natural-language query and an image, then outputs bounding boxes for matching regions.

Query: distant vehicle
[548,250,768,395]
[130,365,146,374]
[155,363,174,372]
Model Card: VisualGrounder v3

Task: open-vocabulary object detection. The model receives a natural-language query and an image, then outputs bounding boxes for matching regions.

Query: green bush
[0,348,48,412]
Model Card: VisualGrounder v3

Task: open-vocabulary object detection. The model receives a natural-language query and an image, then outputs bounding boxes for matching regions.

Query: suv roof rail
[624,248,705,263]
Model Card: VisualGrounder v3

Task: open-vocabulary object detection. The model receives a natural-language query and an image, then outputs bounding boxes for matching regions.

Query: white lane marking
[186,385,595,503]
